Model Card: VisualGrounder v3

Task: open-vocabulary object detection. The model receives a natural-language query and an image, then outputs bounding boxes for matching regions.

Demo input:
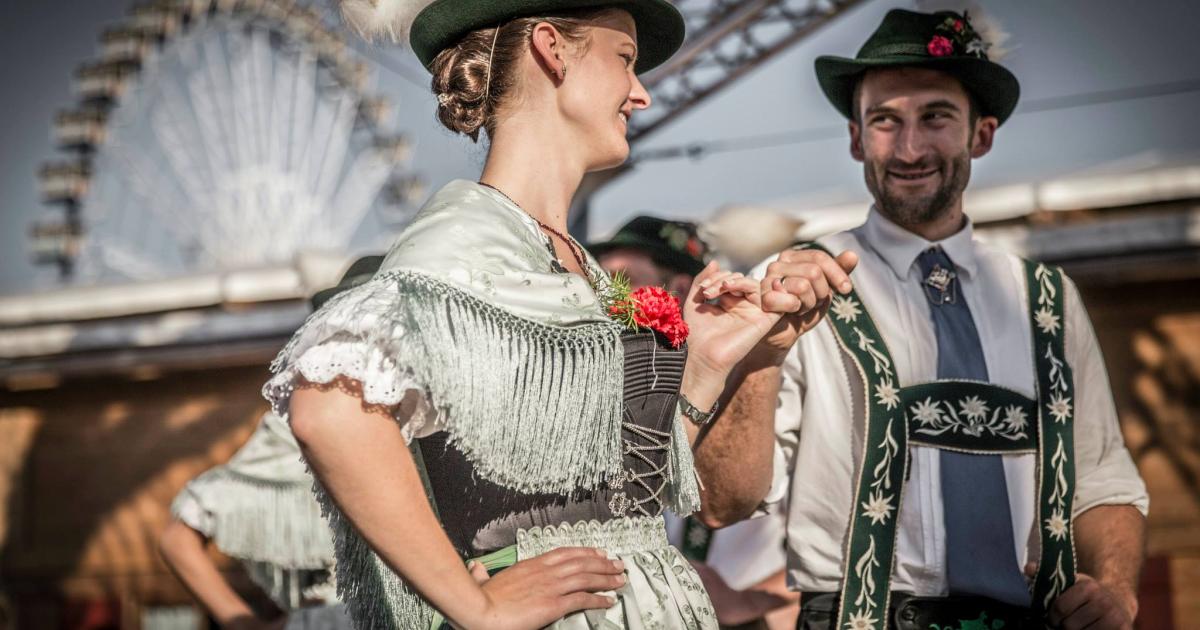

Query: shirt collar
[861,206,979,280]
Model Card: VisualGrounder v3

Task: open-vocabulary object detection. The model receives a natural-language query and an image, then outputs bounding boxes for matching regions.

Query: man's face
[597,248,693,296]
[850,67,996,229]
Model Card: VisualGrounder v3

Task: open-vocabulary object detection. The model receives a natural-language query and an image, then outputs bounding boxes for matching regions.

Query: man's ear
[849,121,865,163]
[970,116,998,159]
[530,21,565,79]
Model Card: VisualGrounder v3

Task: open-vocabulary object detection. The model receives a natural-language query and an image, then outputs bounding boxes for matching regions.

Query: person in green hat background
[692,7,1147,630]
[587,215,710,297]
[158,258,387,630]
[264,2,853,629]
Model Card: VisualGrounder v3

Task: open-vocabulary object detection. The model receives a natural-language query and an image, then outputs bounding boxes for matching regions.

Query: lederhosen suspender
[798,244,1077,627]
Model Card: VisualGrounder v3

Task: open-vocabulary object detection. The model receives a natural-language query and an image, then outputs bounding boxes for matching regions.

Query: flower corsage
[602,272,689,348]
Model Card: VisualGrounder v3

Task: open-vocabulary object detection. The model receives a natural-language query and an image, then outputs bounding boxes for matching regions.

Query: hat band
[861,42,931,59]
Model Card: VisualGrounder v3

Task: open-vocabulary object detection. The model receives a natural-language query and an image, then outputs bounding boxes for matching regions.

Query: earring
[560,63,567,78]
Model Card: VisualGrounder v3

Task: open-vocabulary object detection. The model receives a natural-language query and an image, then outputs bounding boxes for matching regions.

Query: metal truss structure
[571,0,863,235]
[630,0,863,143]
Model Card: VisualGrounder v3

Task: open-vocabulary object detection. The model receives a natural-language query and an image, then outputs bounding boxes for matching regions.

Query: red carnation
[953,19,964,32]
[629,286,689,348]
[927,35,954,57]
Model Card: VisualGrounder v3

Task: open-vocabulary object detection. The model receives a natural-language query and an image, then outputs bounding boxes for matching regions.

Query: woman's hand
[683,263,781,379]
[458,548,625,630]
[679,263,786,411]
[292,385,620,630]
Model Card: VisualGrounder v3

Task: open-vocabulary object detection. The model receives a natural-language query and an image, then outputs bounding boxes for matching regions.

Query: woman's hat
[409,0,685,74]
[814,8,1020,124]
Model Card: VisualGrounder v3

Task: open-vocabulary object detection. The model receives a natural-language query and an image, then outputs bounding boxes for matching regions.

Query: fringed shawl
[261,180,699,628]
[170,411,335,609]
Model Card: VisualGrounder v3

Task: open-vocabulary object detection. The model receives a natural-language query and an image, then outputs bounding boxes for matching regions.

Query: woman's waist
[515,515,670,560]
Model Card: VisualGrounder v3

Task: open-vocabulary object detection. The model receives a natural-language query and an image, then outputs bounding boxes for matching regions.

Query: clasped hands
[678,247,860,410]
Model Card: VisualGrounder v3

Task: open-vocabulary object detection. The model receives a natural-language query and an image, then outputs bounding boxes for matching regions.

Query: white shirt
[753,208,1149,596]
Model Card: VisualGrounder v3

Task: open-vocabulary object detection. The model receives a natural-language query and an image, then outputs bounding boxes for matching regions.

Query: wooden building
[0,253,347,629]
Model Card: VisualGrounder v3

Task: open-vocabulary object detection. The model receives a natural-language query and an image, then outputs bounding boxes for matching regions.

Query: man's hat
[814,8,1020,125]
[409,0,685,74]
[587,216,710,277]
[310,255,385,310]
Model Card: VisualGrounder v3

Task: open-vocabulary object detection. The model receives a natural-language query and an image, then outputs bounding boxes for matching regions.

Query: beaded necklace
[478,181,594,287]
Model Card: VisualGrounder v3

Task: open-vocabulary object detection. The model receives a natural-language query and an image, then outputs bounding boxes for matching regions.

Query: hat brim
[410,0,684,74]
[588,238,705,277]
[815,54,1020,125]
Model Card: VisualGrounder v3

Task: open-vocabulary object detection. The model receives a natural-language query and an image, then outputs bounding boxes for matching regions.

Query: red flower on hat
[953,19,964,32]
[927,35,954,57]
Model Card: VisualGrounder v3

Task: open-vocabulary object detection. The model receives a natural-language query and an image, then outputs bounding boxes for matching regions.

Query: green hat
[409,0,685,74]
[815,8,1020,125]
[587,216,710,276]
[310,255,385,310]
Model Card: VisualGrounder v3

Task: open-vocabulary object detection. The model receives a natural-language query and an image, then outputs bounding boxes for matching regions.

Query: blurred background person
[159,258,381,630]
[589,216,801,630]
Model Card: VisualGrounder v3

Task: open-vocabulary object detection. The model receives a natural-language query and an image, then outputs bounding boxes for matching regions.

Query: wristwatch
[679,394,719,426]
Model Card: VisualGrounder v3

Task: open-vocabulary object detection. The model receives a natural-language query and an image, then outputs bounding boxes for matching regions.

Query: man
[693,9,1148,630]
[589,217,801,629]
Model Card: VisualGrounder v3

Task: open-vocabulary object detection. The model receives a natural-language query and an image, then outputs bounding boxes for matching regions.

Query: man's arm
[1049,276,1149,630]
[692,357,785,528]
[1048,505,1145,629]
[692,248,858,528]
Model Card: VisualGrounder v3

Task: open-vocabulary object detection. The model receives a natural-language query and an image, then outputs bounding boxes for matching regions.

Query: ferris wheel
[31,0,426,283]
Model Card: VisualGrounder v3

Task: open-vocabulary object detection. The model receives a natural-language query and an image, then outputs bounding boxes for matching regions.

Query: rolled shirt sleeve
[1064,277,1149,517]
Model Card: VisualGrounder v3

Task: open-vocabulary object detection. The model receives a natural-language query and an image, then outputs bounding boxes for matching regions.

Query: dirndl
[515,516,717,630]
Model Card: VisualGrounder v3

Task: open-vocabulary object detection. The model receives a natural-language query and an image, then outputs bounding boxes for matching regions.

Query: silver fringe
[264,269,627,494]
[313,481,437,629]
[170,468,334,569]
[666,417,701,515]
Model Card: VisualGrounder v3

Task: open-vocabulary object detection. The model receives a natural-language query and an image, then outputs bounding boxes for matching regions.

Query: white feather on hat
[338,0,435,44]
[914,0,1012,61]
[702,206,805,271]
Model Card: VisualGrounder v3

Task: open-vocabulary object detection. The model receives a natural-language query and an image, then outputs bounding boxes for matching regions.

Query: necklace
[478,181,593,283]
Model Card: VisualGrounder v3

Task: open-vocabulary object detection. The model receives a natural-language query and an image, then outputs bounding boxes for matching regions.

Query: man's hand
[1047,573,1136,630]
[755,248,859,365]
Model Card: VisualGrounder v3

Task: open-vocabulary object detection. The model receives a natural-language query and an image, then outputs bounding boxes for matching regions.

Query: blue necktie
[916,247,1029,606]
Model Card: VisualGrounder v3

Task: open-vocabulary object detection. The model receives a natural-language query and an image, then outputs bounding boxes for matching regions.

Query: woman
[161,412,347,630]
[263,2,808,628]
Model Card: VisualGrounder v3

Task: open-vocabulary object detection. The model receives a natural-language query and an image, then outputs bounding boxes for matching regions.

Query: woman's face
[558,10,651,171]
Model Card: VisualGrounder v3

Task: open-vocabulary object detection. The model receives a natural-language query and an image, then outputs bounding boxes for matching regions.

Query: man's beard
[864,151,971,228]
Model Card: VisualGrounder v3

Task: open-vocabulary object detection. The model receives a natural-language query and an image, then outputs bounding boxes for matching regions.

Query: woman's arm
[159,520,281,630]
[289,381,625,630]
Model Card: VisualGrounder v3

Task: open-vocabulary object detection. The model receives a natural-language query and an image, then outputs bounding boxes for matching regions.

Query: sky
[3,0,1199,295]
